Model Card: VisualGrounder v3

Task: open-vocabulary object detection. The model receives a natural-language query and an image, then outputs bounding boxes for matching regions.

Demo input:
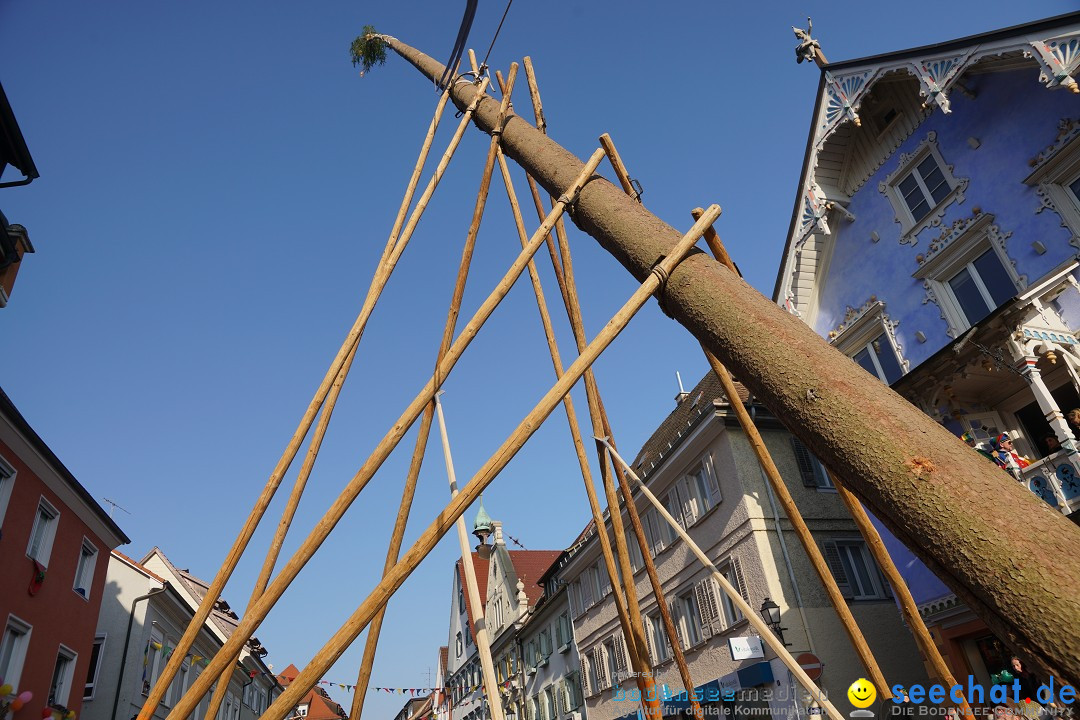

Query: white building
[516,551,584,720]
[561,374,929,720]
[81,549,281,720]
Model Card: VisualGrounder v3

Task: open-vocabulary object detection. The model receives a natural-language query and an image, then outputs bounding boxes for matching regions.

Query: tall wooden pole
[489,102,659,715]
[164,152,612,720]
[348,66,519,720]
[251,208,721,720]
[435,394,506,720]
[202,76,457,720]
[519,64,700,718]
[383,35,1080,685]
[145,83,470,720]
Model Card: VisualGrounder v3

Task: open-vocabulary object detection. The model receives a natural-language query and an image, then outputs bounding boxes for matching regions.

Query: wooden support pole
[491,130,659,714]
[145,86,462,720]
[599,438,847,720]
[501,66,660,699]
[833,481,974,718]
[164,151,611,720]
[435,393,506,720]
[203,82,459,720]
[254,207,721,720]
[690,207,970,715]
[348,64,519,720]
[598,133,638,201]
[514,62,660,689]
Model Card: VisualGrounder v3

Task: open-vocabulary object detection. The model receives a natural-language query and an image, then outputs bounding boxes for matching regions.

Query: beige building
[560,372,929,720]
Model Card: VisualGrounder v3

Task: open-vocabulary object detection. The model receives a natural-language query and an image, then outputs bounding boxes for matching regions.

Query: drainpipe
[112,585,167,720]
[749,405,817,655]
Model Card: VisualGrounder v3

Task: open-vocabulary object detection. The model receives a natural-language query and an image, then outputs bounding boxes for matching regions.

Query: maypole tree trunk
[380,34,1080,685]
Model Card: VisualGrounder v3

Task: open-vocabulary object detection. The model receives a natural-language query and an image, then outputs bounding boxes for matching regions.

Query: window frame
[1026,118,1080,247]
[73,537,99,599]
[879,130,968,243]
[0,453,15,528]
[823,538,891,601]
[0,614,32,691]
[26,495,61,568]
[83,633,106,700]
[913,213,1023,336]
[676,591,703,649]
[829,300,907,385]
[48,644,79,708]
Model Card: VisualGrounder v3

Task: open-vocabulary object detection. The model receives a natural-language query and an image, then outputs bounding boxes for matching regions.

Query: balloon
[11,699,23,711]
[0,685,13,696]
[18,691,32,703]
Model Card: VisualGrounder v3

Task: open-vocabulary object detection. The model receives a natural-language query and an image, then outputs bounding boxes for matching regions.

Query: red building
[0,387,129,718]
[276,664,349,720]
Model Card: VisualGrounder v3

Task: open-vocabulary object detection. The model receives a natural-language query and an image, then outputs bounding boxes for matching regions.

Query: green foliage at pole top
[350,26,387,77]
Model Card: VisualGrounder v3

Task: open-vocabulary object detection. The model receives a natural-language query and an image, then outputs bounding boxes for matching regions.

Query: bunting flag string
[356,681,513,696]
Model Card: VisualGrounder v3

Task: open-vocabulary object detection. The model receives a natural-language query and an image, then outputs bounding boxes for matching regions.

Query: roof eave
[772,70,827,303]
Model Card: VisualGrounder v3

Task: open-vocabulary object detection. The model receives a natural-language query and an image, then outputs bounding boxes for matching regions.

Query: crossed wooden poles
[137,48,983,720]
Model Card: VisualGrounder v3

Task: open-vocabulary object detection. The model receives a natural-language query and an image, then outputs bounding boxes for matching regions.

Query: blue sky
[0,1,1071,717]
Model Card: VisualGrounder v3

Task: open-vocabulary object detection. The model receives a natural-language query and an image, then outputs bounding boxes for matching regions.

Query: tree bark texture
[383,35,1080,685]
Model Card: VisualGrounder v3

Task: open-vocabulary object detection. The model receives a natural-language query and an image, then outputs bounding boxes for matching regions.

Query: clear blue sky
[0,1,1068,717]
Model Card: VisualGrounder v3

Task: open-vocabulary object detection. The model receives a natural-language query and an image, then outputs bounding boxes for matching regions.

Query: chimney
[675,370,690,406]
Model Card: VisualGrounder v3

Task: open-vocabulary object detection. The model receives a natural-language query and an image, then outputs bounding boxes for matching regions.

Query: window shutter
[730,558,750,604]
[680,480,699,526]
[823,540,854,599]
[582,573,594,608]
[592,646,607,689]
[705,461,722,505]
[644,616,656,666]
[613,633,628,678]
[661,603,675,655]
[580,657,590,696]
[790,436,819,487]
[695,580,717,638]
[670,600,689,650]
[598,565,612,598]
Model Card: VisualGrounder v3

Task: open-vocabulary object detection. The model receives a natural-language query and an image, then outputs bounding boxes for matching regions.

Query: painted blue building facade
[774,13,1080,689]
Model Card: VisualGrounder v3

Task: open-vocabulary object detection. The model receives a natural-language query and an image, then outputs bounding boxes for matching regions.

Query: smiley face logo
[847,679,877,709]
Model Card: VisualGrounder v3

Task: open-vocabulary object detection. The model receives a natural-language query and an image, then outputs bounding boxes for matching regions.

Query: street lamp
[759,597,791,646]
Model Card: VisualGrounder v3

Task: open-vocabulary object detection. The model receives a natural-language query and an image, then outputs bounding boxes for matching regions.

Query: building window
[913,213,1022,336]
[143,631,164,696]
[790,436,834,490]
[897,154,951,224]
[830,300,907,385]
[48,645,78,708]
[456,631,463,658]
[646,612,671,664]
[556,612,573,651]
[879,131,967,242]
[0,615,32,690]
[26,497,60,567]
[73,538,99,599]
[83,634,105,700]
[297,704,309,717]
[565,671,583,709]
[676,592,703,648]
[852,332,904,384]
[538,628,552,665]
[0,454,15,528]
[823,539,890,600]
[719,559,749,627]
[544,686,556,720]
[1026,119,1080,245]
[464,620,472,647]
